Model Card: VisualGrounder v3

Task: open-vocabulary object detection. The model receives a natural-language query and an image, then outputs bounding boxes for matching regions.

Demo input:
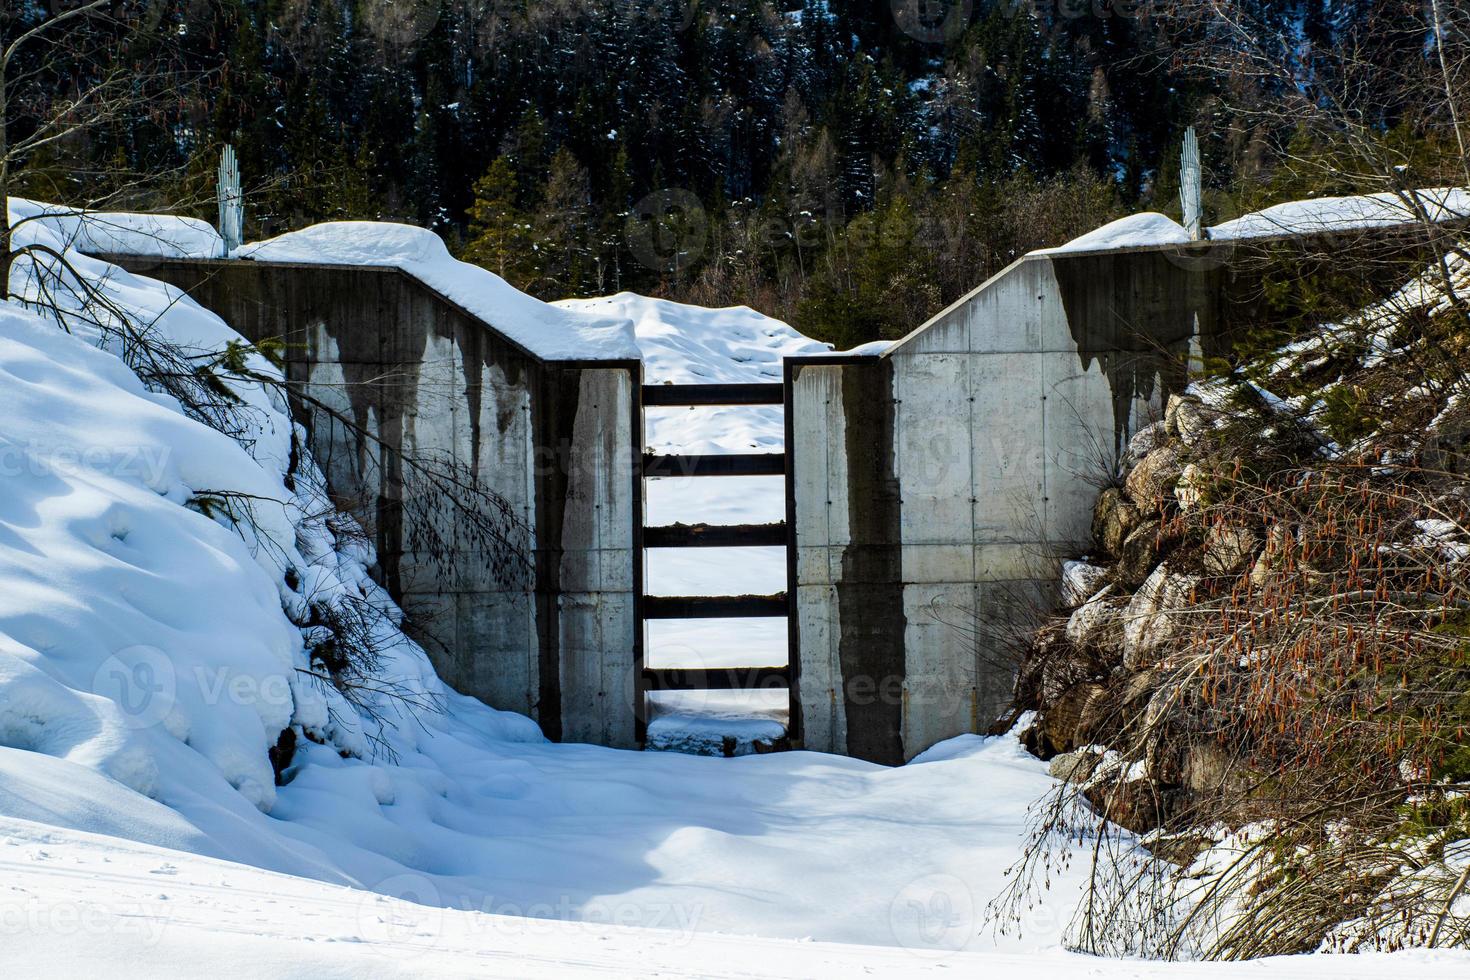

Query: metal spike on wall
[1180,126,1203,241]
[217,145,243,258]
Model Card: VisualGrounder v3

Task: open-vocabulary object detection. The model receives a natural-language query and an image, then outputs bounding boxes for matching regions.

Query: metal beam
[642,383,784,406]
[643,522,787,548]
[642,594,788,618]
[643,665,790,691]
[643,453,784,477]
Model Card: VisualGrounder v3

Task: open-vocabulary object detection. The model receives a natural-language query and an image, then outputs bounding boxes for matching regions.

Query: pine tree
[532,148,595,298]
[463,156,533,286]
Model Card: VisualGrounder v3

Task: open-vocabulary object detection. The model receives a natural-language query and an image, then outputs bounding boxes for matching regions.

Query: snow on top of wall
[239,222,641,361]
[558,292,829,455]
[1035,187,1470,256]
[10,198,223,258]
[559,292,830,385]
[1209,187,1470,240]
[1036,212,1192,254]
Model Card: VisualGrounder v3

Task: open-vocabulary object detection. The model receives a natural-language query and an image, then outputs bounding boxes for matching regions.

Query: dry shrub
[996,254,1470,958]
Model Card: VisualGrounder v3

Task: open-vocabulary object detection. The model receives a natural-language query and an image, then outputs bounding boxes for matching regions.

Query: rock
[1125,443,1185,512]
[1165,394,1218,447]
[1248,524,1291,587]
[1182,740,1240,796]
[1084,775,1180,834]
[1042,682,1108,754]
[1116,669,1158,722]
[1142,678,1186,731]
[1174,462,1203,511]
[1061,559,1110,607]
[1076,685,1121,743]
[1424,414,1470,475]
[1127,420,1167,461]
[1040,641,1105,704]
[1116,519,1164,588]
[1013,625,1062,709]
[1203,524,1260,577]
[1121,565,1200,670]
[1048,749,1101,783]
[1065,587,1123,658]
[1145,728,1184,787]
[269,727,297,784]
[1092,487,1140,557]
[1147,831,1213,867]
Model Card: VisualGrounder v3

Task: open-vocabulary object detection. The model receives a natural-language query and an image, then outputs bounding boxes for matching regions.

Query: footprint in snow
[150,863,179,875]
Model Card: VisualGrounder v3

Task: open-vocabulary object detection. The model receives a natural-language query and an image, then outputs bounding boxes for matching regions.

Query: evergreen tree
[463,156,533,286]
[532,148,596,298]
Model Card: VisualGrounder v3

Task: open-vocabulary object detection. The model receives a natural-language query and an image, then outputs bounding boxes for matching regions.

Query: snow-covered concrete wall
[790,244,1233,763]
[99,257,641,748]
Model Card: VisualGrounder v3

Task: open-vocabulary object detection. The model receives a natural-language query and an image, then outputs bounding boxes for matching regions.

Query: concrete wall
[103,257,641,748]
[790,244,1235,764]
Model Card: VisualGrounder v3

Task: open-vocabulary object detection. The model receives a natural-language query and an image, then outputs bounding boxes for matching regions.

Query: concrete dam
[97,233,1339,764]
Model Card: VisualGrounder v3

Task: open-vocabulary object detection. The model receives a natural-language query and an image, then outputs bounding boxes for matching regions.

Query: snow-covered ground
[10,815,1468,978]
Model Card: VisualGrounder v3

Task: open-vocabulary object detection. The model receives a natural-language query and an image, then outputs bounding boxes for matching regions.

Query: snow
[11,818,1470,978]
[1035,187,1470,255]
[9,199,223,258]
[643,690,789,754]
[1037,212,1191,254]
[1210,187,1470,240]
[236,222,642,361]
[558,292,830,453]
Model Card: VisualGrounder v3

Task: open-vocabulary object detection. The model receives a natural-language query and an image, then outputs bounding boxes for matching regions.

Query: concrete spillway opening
[639,385,795,756]
[644,610,790,756]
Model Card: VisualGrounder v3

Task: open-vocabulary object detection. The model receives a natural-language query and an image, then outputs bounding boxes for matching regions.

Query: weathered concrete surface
[99,256,641,748]
[790,244,1235,764]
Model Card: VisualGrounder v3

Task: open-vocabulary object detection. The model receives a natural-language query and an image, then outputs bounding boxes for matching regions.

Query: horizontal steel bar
[642,665,790,691]
[642,453,785,477]
[642,383,784,406]
[642,594,789,619]
[643,522,787,548]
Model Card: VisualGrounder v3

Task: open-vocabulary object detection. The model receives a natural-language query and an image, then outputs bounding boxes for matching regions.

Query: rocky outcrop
[1015,391,1270,835]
